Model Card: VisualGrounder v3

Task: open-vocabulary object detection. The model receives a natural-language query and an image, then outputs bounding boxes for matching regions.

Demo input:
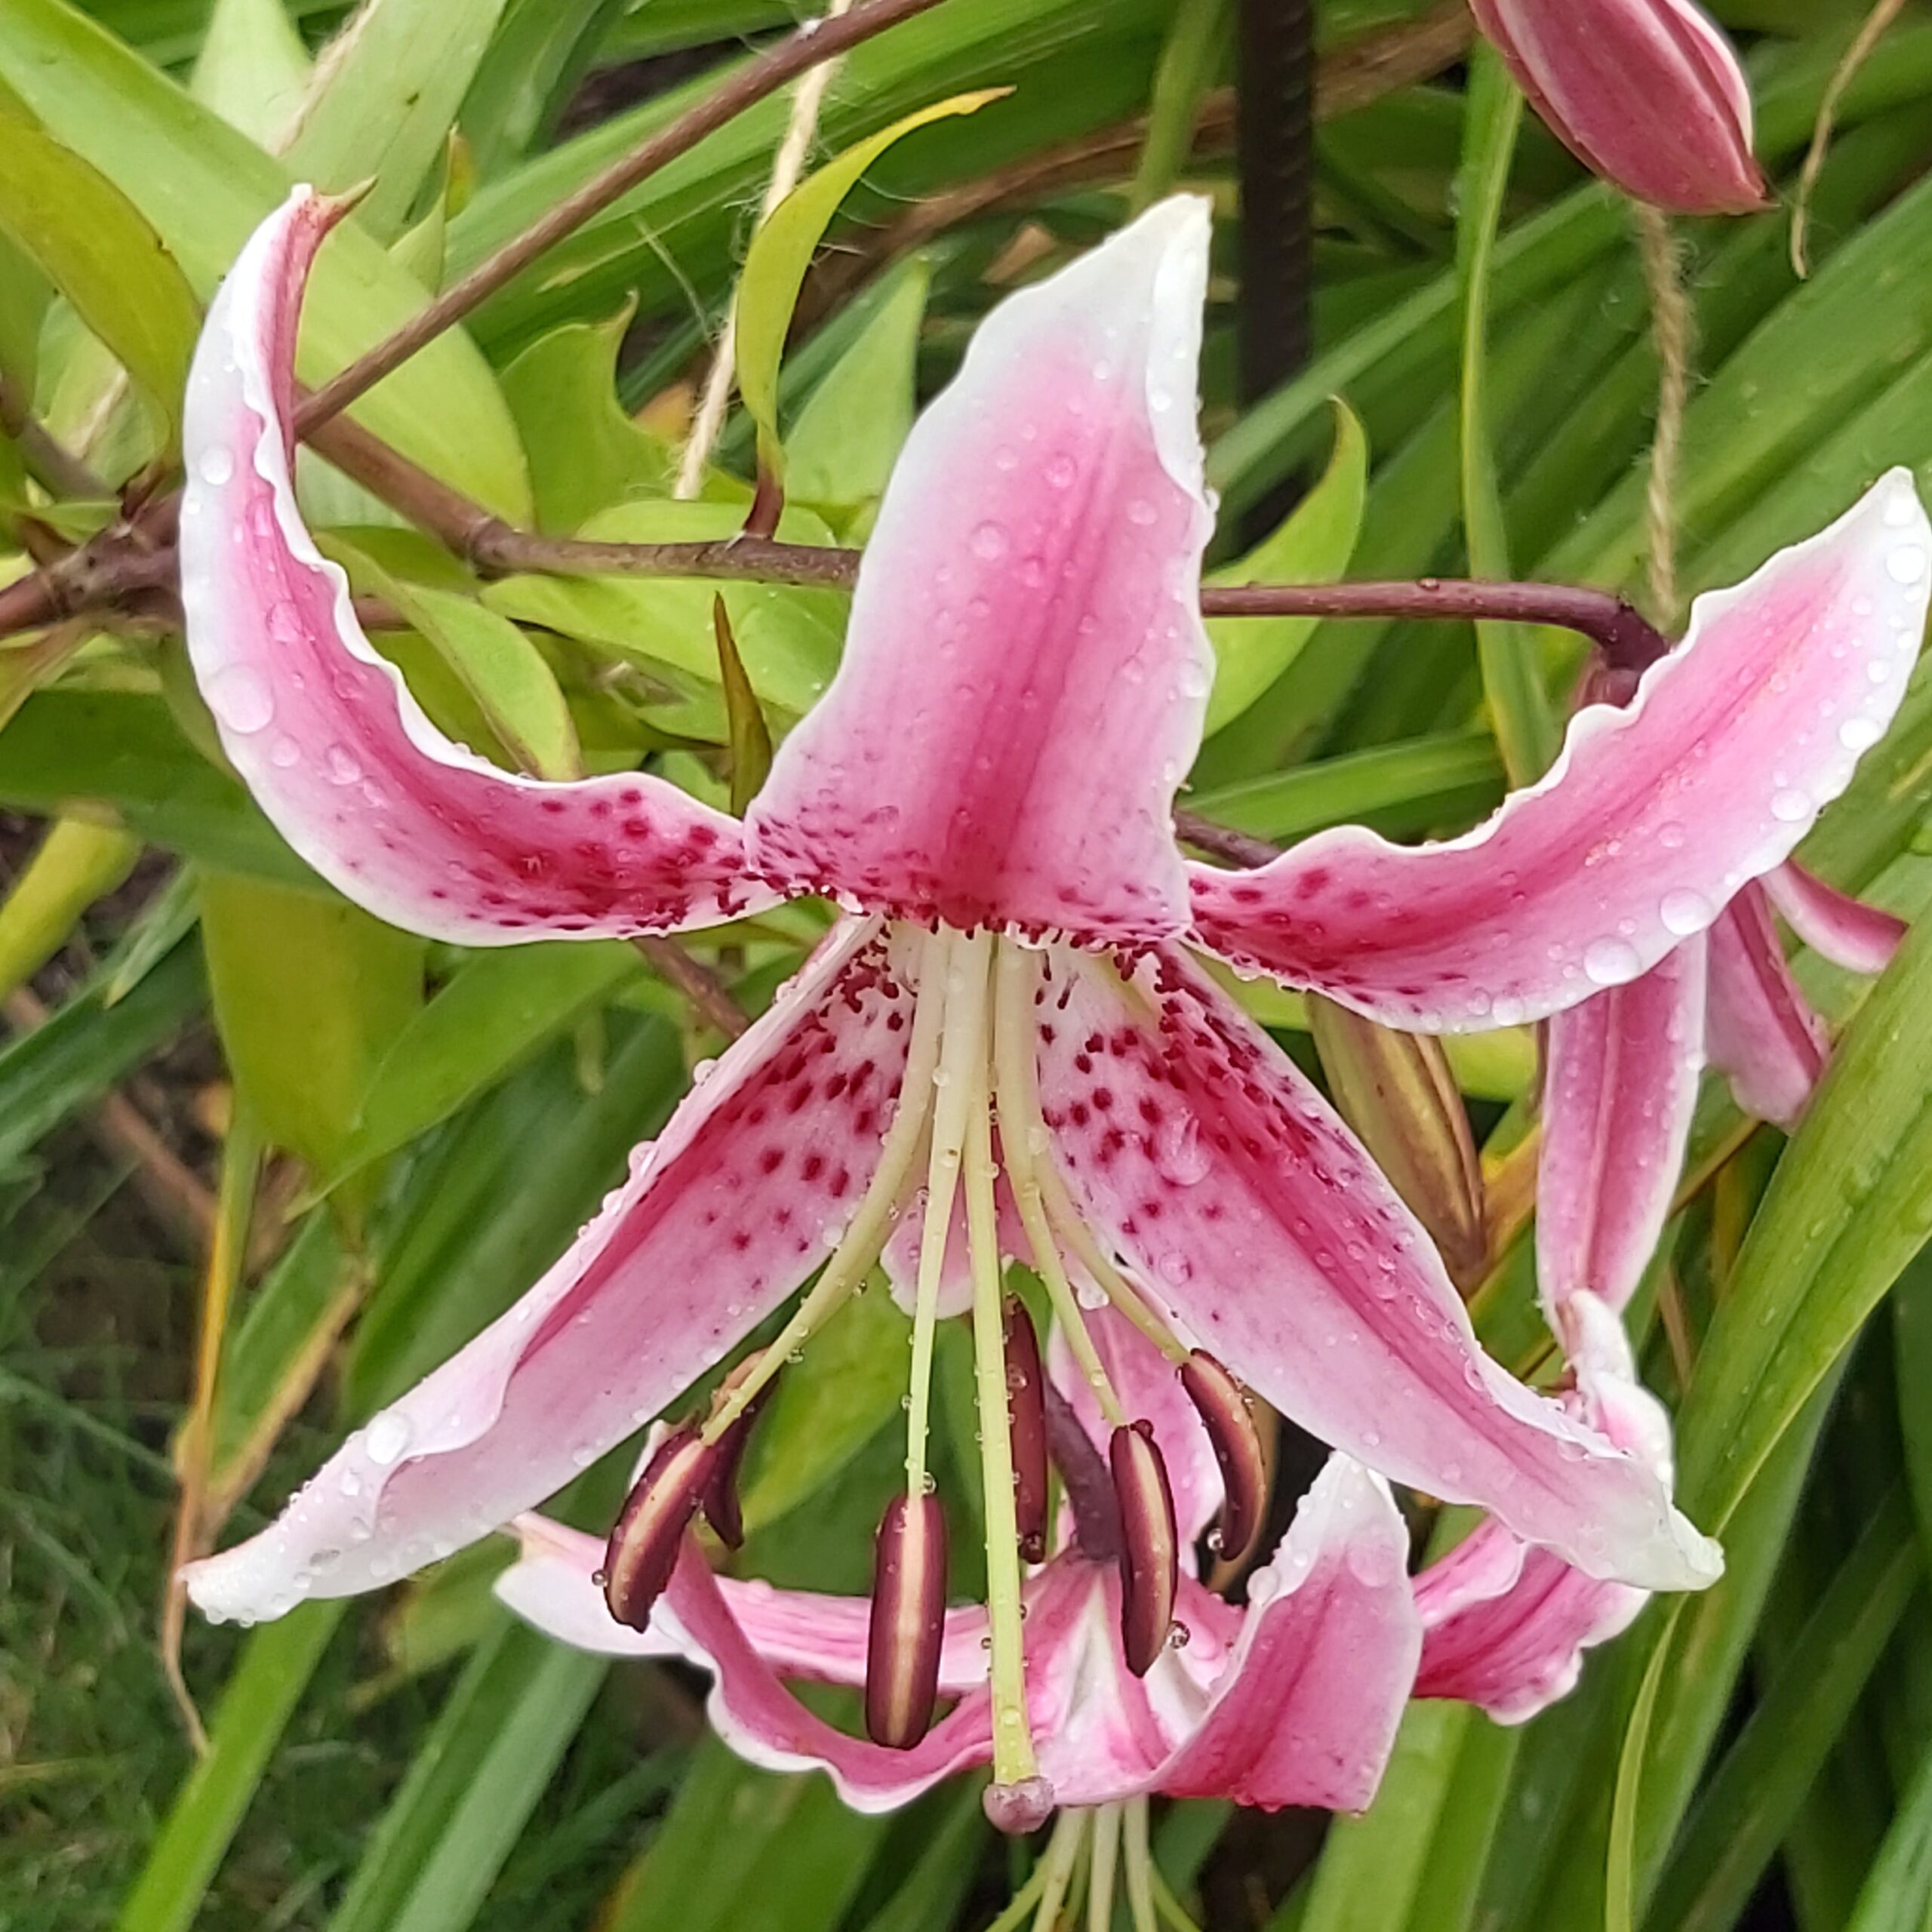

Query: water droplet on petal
[1888,545,1926,586]
[197,444,235,486]
[364,1410,412,1467]
[1660,888,1712,937]
[205,665,275,734]
[969,521,1009,561]
[1770,788,1813,824]
[1839,715,1883,752]
[1583,937,1642,987]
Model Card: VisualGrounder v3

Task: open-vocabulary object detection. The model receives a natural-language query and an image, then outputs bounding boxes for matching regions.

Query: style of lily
[178,183,1927,1826]
[1537,660,1914,1321]
[1471,0,1769,215]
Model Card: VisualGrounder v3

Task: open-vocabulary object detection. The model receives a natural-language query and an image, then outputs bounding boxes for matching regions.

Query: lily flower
[1471,0,1770,215]
[1537,669,1915,1321]
[178,185,1924,1817]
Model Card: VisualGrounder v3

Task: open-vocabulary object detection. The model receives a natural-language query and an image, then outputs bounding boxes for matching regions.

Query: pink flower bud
[1472,0,1769,215]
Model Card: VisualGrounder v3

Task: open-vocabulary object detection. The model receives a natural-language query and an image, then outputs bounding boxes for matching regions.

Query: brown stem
[295,0,949,435]
[1171,812,1283,868]
[632,935,748,1039]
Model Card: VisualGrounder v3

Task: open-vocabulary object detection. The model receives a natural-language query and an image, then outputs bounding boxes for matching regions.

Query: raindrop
[205,665,275,734]
[1660,888,1712,937]
[969,521,1010,561]
[325,743,362,786]
[364,1409,412,1467]
[197,444,235,486]
[1888,546,1927,586]
[1582,937,1642,987]
[1839,715,1883,752]
[1770,788,1813,824]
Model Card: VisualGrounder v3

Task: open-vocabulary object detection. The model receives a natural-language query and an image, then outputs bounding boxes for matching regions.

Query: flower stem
[1028,1812,1088,1932]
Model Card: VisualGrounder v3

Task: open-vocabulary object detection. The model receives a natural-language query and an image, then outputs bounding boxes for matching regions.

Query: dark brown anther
[1003,1299,1050,1564]
[1109,1420,1179,1677]
[1180,1352,1268,1566]
[865,1491,949,1749]
[700,1353,780,1551]
[602,1425,718,1630]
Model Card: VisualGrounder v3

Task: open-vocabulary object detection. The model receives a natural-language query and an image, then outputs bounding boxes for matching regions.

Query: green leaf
[189,0,312,150]
[1646,1487,1918,1932]
[0,816,140,1004]
[1454,44,1558,786]
[285,0,512,242]
[325,1614,605,1932]
[308,940,640,1198]
[1204,401,1368,735]
[1844,1729,1932,1932]
[0,94,202,448]
[113,1604,347,1932]
[481,499,845,728]
[458,0,629,174]
[735,89,1004,479]
[331,537,582,780]
[712,594,773,817]
[499,306,675,533]
[0,934,203,1174]
[740,1283,914,1537]
[0,229,51,398]
[0,0,532,520]
[785,257,929,537]
[197,871,426,1180]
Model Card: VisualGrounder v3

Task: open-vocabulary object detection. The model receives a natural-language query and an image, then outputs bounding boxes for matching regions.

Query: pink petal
[184,919,921,1624]
[1536,939,1706,1315]
[1033,943,1721,1592]
[1415,1294,1660,1724]
[1149,1457,1419,1810]
[880,1165,1037,1321]
[180,188,767,946]
[1764,862,1907,977]
[495,1515,990,1692]
[1189,475,1932,1033]
[1470,0,1767,214]
[744,198,1214,946]
[652,1541,998,1813]
[1049,1304,1224,1550]
[1706,885,1828,1129]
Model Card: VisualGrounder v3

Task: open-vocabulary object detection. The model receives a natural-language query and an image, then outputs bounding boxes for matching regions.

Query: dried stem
[1634,202,1691,631]
[676,0,857,496]
[633,935,748,1038]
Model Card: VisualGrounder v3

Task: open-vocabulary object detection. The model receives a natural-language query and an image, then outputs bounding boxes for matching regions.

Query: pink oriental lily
[179,183,1924,1815]
[1471,0,1769,215]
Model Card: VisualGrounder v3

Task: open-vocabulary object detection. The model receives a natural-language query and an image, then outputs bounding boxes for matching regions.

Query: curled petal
[1706,887,1828,1128]
[496,1516,990,1692]
[1035,944,1721,1592]
[184,919,921,1623]
[1150,1457,1420,1810]
[746,197,1215,946]
[1189,474,1932,1032]
[1537,940,1706,1315]
[1472,0,1767,214]
[1764,863,1907,978]
[1417,1295,1663,1724]
[652,1542,1001,1813]
[181,189,768,946]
